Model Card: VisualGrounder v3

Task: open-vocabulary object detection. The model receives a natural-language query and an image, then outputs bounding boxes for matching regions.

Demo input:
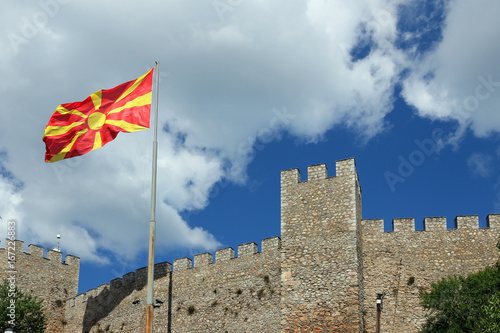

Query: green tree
[0,278,47,332]
[419,240,500,333]
[481,291,500,333]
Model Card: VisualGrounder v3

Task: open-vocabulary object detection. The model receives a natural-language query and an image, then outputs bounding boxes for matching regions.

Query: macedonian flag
[43,68,154,163]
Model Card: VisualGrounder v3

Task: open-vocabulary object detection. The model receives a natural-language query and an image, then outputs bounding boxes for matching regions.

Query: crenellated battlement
[280,158,364,332]
[423,216,448,231]
[70,261,171,305]
[0,239,80,266]
[68,236,281,304]
[8,158,500,333]
[173,236,281,271]
[361,214,499,233]
[64,236,282,332]
[362,213,500,333]
[280,158,357,186]
[0,239,80,332]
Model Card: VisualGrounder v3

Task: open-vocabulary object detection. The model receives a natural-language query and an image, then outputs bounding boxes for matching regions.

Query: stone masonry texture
[0,239,80,332]
[280,160,364,332]
[1,157,499,332]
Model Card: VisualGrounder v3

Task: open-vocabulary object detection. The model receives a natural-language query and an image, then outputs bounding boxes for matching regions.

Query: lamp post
[376,293,383,333]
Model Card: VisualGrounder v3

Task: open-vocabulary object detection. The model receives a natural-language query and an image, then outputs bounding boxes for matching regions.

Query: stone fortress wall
[1,158,499,332]
[63,237,282,332]
[361,214,499,332]
[0,239,80,332]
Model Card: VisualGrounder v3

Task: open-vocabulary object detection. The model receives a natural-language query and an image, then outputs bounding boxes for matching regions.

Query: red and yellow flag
[43,68,154,162]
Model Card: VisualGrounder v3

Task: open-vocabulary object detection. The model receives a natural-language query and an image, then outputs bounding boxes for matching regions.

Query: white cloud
[467,153,494,178]
[401,0,500,141]
[0,178,23,225]
[7,0,497,266]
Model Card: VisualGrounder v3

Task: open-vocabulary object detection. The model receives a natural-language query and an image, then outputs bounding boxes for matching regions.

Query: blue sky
[0,0,499,295]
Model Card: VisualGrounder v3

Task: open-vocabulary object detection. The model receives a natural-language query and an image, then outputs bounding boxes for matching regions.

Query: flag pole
[145,61,160,333]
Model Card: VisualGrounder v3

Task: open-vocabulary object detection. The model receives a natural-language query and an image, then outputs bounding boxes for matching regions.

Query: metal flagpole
[145,61,160,333]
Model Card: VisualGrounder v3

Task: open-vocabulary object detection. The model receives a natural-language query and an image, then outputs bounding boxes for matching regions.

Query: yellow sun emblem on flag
[43,68,154,162]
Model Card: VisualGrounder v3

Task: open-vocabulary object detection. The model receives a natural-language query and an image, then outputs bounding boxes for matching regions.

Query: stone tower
[0,239,80,332]
[280,158,364,332]
[4,158,499,332]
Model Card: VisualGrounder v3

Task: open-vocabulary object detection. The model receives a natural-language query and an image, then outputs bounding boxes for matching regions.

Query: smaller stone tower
[280,158,364,332]
[0,239,80,332]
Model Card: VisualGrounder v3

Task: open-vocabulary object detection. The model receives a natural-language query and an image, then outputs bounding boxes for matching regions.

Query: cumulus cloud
[1,0,498,266]
[401,0,500,143]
